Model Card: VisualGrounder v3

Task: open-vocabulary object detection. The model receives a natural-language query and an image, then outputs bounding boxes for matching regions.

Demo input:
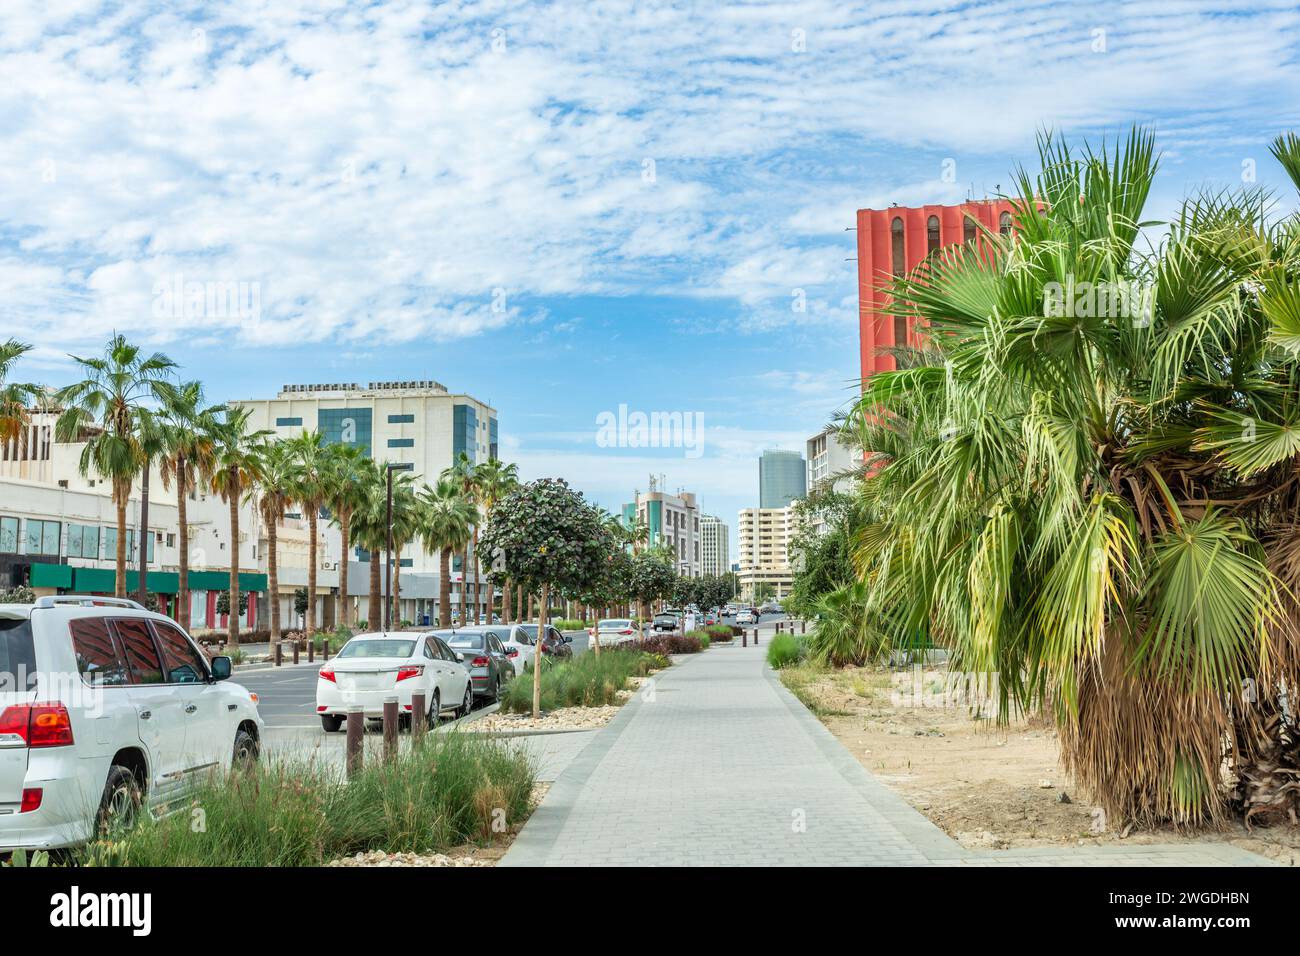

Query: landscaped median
[82,733,536,867]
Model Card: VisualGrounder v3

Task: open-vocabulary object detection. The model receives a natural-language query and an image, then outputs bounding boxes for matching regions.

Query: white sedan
[316,633,472,732]
[590,618,640,649]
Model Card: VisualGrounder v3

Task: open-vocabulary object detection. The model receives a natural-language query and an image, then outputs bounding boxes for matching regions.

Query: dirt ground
[781,663,1300,865]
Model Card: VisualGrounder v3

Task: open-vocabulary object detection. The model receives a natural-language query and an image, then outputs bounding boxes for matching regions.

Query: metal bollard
[742,630,748,647]
[345,706,364,778]
[800,620,806,635]
[382,696,399,763]
[777,621,784,633]
[411,691,426,741]
[753,628,760,646]
[274,642,282,667]
[323,639,330,661]
[308,640,315,663]
[293,641,300,665]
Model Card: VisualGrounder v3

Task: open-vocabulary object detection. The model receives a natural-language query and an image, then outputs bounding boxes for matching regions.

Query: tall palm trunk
[459,544,469,623]
[338,509,351,629]
[367,549,381,630]
[267,517,280,641]
[470,526,479,623]
[394,552,402,626]
[227,467,241,647]
[439,547,452,627]
[176,456,190,630]
[305,508,318,637]
[113,489,128,598]
[501,575,512,624]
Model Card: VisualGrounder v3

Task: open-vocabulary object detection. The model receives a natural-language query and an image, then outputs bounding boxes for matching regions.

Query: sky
[3,0,1300,557]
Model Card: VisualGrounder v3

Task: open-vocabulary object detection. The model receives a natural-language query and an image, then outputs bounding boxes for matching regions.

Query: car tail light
[0,704,74,748]
[470,656,489,667]
[504,647,519,658]
[396,666,423,681]
[20,788,43,813]
[621,629,633,635]
[319,665,337,683]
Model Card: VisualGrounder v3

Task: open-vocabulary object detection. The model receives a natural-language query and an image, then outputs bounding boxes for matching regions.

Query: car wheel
[459,682,474,717]
[429,690,441,727]
[321,714,344,733]
[490,677,500,704]
[96,765,142,839]
[232,729,259,770]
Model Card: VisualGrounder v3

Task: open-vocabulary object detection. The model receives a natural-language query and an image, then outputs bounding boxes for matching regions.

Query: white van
[0,596,264,852]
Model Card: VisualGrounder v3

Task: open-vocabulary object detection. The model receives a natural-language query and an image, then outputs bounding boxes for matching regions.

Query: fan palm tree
[475,457,519,622]
[0,339,41,450]
[441,453,480,624]
[388,479,422,626]
[286,430,329,637]
[418,477,474,628]
[153,381,220,629]
[55,335,176,597]
[847,126,1300,828]
[208,406,268,645]
[252,439,297,642]
[323,443,368,629]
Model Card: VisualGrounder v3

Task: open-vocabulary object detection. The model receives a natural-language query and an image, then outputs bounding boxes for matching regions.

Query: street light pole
[385,464,394,632]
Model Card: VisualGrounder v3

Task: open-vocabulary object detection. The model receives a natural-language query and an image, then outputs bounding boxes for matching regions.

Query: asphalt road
[241,617,789,736]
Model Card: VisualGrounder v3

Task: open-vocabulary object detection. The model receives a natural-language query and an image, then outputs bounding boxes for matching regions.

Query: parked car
[0,595,263,852]
[512,624,573,659]
[434,628,513,702]
[735,608,757,625]
[317,632,472,732]
[591,618,639,648]
[653,611,682,633]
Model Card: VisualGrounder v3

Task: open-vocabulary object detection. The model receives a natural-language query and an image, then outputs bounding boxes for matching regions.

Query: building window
[319,408,373,456]
[0,516,17,554]
[275,417,303,427]
[999,212,1013,236]
[390,462,414,471]
[25,519,60,557]
[387,414,415,424]
[927,215,941,254]
[453,404,477,464]
[104,528,154,564]
[387,438,415,448]
[963,216,977,244]
[67,523,100,559]
[890,217,905,275]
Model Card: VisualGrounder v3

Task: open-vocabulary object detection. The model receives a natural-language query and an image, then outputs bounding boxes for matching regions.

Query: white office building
[700,514,729,577]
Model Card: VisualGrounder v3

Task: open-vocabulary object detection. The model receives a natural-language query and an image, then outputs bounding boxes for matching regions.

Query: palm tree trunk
[394,552,402,626]
[267,518,280,642]
[367,549,381,630]
[459,544,469,623]
[533,581,549,718]
[305,508,318,637]
[176,456,189,631]
[439,547,452,627]
[227,468,241,647]
[114,492,128,598]
[501,575,511,624]
[338,509,351,629]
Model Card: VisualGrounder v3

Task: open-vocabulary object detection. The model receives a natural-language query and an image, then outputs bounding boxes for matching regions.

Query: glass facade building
[758,450,807,509]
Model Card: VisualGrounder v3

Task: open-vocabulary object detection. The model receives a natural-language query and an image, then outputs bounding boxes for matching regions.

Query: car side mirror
[563,635,573,643]
[455,652,464,662]
[211,656,232,681]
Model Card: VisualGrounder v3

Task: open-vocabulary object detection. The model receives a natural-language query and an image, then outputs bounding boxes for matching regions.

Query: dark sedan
[432,627,514,702]
[514,623,574,659]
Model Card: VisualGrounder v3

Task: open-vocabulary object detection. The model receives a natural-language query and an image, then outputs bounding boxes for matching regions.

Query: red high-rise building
[856,199,1018,381]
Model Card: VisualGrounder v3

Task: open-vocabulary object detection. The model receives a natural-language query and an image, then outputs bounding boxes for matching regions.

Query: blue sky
[3,0,1300,555]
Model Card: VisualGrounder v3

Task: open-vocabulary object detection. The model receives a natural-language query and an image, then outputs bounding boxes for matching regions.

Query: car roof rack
[34,595,148,611]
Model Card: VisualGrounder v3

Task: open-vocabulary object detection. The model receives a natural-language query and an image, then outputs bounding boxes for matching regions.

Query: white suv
[0,596,264,852]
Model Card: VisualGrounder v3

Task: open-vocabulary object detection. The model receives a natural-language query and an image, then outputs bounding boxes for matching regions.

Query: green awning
[30,563,73,589]
[73,567,117,593]
[67,566,264,595]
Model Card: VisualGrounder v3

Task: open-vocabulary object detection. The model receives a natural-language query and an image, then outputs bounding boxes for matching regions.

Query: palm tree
[153,381,220,630]
[475,458,519,622]
[286,430,329,638]
[349,460,416,630]
[388,480,421,626]
[252,439,297,642]
[0,339,41,450]
[418,477,474,628]
[323,443,368,629]
[846,126,1300,828]
[55,335,176,597]
[441,453,479,624]
[208,406,268,646]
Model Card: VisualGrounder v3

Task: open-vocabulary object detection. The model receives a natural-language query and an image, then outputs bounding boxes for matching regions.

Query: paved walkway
[501,630,1271,867]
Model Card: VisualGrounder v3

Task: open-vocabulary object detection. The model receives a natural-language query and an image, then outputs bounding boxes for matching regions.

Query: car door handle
[140,710,152,720]
[185,704,198,714]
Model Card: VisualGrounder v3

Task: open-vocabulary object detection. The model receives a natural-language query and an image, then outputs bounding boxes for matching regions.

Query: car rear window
[448,634,485,649]
[112,619,165,684]
[599,620,631,629]
[0,617,36,692]
[338,640,416,658]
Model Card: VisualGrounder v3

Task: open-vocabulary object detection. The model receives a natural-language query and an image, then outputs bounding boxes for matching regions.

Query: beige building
[736,506,796,601]
[700,514,729,578]
[622,480,702,577]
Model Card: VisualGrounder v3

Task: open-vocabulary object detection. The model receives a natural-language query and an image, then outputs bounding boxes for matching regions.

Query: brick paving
[501,629,1272,867]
